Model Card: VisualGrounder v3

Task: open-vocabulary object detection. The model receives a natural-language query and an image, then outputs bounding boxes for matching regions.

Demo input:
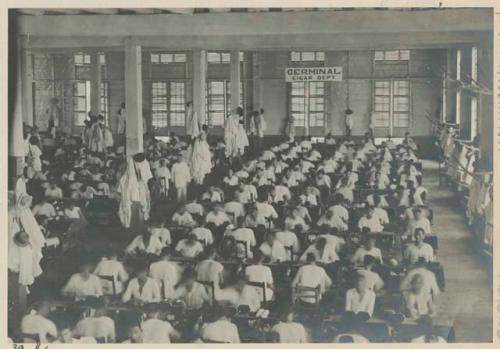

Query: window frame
[151,80,187,129]
[372,79,411,135]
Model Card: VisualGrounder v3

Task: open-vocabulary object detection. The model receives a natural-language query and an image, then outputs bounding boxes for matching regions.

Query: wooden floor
[423,160,493,342]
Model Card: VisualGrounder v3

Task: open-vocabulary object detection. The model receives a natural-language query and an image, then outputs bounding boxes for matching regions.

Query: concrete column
[252,52,262,110]
[90,52,102,116]
[192,49,207,126]
[20,40,34,126]
[230,50,241,113]
[124,39,143,155]
[9,43,25,177]
[455,49,462,127]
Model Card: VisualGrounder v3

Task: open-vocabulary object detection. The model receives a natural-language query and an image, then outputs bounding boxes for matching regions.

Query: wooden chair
[292,284,321,305]
[246,280,267,303]
[97,274,117,296]
[195,280,216,304]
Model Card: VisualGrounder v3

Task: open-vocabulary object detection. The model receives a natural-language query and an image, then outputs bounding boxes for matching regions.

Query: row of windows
[146,50,409,65]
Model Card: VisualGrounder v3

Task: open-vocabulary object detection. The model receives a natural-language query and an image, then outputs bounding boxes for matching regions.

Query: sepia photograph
[6,4,495,345]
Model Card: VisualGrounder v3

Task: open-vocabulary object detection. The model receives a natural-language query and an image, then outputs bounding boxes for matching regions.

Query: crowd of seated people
[12,124,452,343]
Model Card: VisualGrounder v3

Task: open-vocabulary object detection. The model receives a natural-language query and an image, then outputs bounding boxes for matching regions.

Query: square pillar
[9,42,25,178]
[230,50,241,113]
[124,39,143,155]
[20,40,33,126]
[455,48,462,127]
[192,49,207,126]
[90,52,102,116]
[252,52,262,110]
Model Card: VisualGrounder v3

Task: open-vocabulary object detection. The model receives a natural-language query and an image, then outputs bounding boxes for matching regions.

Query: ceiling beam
[17,9,492,38]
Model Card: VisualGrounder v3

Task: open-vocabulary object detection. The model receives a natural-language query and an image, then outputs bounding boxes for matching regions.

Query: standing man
[345,109,354,137]
[46,97,62,138]
[117,102,126,142]
[224,107,242,161]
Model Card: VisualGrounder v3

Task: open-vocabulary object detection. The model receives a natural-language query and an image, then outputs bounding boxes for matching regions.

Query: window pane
[207,52,219,63]
[84,54,91,64]
[160,54,173,63]
[400,50,410,60]
[394,113,409,127]
[291,51,300,61]
[174,53,186,62]
[301,52,315,61]
[393,97,409,112]
[316,52,325,61]
[151,53,159,63]
[99,53,106,65]
[373,112,390,127]
[374,51,384,60]
[292,113,306,127]
[222,53,231,63]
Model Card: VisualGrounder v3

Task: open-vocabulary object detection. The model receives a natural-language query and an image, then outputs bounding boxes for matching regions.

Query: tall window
[73,52,106,126]
[151,81,186,128]
[290,82,325,128]
[100,82,109,123]
[288,51,326,132]
[73,81,91,126]
[372,80,410,132]
[205,80,243,127]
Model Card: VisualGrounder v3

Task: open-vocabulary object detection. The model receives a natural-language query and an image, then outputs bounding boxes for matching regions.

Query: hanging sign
[285,66,343,82]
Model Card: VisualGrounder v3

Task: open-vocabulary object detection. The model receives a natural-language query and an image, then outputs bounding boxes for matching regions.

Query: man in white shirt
[244,251,274,302]
[191,226,214,246]
[195,247,224,289]
[62,263,103,300]
[122,267,161,304]
[172,205,196,227]
[292,253,332,304]
[72,305,116,343]
[275,229,300,258]
[406,208,432,236]
[404,229,435,265]
[358,206,384,233]
[224,196,245,222]
[345,274,376,318]
[125,229,163,256]
[94,250,129,295]
[350,237,383,266]
[356,255,384,293]
[400,259,441,298]
[271,308,308,343]
[318,209,348,230]
[217,276,261,312]
[200,306,240,343]
[32,197,56,218]
[173,271,211,310]
[259,231,288,262]
[205,205,231,228]
[141,305,180,343]
[175,232,205,258]
[149,249,181,299]
[21,301,58,343]
[224,221,256,260]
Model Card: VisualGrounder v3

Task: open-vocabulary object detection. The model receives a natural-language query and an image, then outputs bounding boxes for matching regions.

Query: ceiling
[14,7,450,16]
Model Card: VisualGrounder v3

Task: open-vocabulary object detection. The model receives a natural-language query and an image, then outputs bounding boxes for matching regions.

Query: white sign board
[285,67,343,82]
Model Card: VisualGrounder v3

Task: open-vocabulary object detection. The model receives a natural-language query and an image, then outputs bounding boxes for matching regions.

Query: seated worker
[173,270,212,310]
[284,207,310,232]
[259,231,288,263]
[21,301,58,343]
[318,209,348,231]
[335,177,354,203]
[315,169,332,189]
[244,251,275,302]
[237,181,258,204]
[357,206,384,233]
[190,225,214,247]
[300,237,340,264]
[406,208,432,236]
[141,304,180,343]
[72,301,116,343]
[254,195,279,227]
[292,253,332,304]
[32,196,57,219]
[272,177,292,204]
[217,275,261,312]
[404,274,436,320]
[205,204,231,229]
[44,180,63,201]
[224,220,256,260]
[350,236,383,266]
[328,194,350,222]
[199,306,240,343]
[400,258,441,299]
[185,197,205,218]
[201,186,224,203]
[122,266,162,304]
[62,262,103,300]
[94,249,129,295]
[275,228,300,259]
[149,248,180,300]
[403,228,435,265]
[271,307,308,343]
[344,274,376,319]
[244,205,267,229]
[175,232,205,259]
[356,255,384,293]
[224,192,246,222]
[63,200,84,220]
[53,327,96,344]
[195,247,225,290]
[149,220,172,248]
[171,205,197,227]
[125,228,163,256]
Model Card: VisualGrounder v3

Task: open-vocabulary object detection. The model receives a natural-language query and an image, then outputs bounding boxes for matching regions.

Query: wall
[34,48,445,145]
